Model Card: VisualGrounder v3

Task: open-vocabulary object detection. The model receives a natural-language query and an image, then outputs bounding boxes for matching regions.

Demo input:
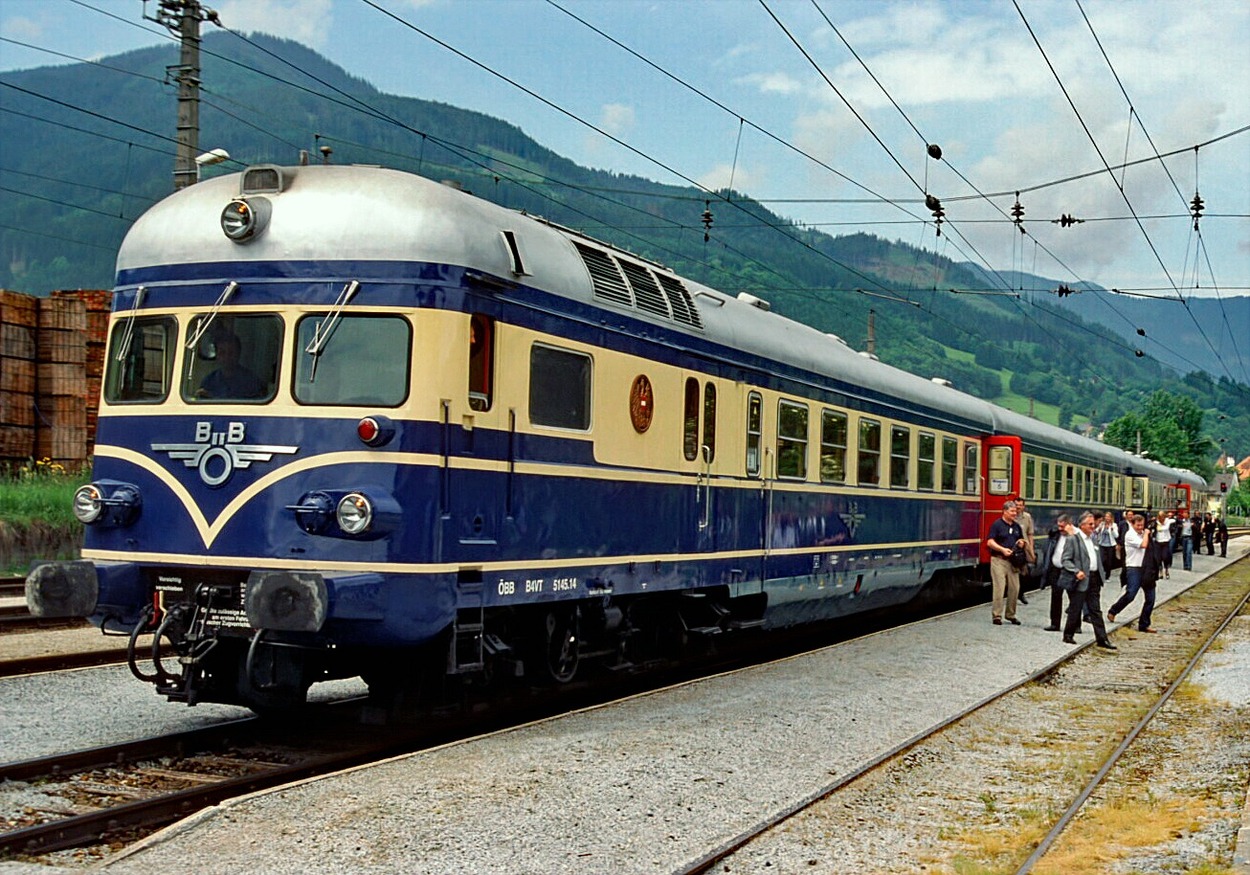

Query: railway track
[0,699,431,857]
[680,555,1250,874]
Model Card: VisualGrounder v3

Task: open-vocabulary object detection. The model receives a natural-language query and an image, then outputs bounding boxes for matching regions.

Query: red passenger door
[979,435,1022,562]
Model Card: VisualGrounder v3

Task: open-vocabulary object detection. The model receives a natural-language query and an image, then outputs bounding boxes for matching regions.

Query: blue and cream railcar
[26,163,1203,710]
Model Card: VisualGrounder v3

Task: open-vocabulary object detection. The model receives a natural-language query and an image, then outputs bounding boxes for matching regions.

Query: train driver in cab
[197,333,265,400]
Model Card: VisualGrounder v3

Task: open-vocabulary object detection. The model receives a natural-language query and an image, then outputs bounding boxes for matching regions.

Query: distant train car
[26,164,1205,711]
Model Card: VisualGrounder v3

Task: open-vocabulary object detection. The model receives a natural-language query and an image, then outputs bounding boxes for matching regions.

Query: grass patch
[1033,796,1213,875]
[0,459,87,573]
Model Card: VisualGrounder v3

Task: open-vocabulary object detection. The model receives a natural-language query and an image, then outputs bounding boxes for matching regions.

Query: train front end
[26,165,475,710]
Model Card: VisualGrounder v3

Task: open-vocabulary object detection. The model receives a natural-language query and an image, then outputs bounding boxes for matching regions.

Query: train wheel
[544,607,580,683]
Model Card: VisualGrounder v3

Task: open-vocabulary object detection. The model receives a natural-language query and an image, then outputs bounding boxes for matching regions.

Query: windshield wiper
[114,285,147,362]
[185,280,240,349]
[304,280,360,382]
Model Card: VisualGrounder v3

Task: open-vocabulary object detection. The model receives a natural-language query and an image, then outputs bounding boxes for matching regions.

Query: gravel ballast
[4,545,1246,874]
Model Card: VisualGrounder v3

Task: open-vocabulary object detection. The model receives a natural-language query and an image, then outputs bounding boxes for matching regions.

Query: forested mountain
[1,33,1246,465]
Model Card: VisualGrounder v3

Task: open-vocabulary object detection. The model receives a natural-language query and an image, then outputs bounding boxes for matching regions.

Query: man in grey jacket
[1058,511,1117,650]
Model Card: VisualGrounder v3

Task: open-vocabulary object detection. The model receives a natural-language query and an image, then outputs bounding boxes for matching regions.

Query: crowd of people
[985,498,1230,649]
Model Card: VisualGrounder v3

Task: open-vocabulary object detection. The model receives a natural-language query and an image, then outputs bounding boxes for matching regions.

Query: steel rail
[1013,560,1250,873]
[674,554,1250,875]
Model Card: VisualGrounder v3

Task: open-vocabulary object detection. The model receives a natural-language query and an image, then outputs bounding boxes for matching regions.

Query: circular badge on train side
[629,374,654,433]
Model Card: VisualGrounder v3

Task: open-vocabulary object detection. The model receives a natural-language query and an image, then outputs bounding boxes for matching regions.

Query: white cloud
[737,71,804,95]
[213,0,335,48]
[1,15,43,42]
[697,161,758,194]
[599,103,636,138]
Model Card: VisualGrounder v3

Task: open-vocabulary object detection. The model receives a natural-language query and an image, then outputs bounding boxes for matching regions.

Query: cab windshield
[181,314,282,403]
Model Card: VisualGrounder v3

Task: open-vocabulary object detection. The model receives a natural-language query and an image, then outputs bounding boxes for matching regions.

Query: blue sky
[2,0,1247,301]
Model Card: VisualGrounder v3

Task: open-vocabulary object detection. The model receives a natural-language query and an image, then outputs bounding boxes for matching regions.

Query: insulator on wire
[1052,213,1084,228]
[927,143,942,160]
[1055,284,1075,298]
[924,194,944,237]
[1136,328,1146,337]
[1011,196,1025,233]
[701,201,713,243]
[1190,192,1204,231]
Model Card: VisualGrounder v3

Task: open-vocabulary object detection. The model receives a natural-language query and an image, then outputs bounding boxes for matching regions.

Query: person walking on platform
[1039,514,1071,632]
[1179,513,1195,571]
[1094,511,1120,578]
[1107,513,1156,633]
[1013,496,1036,604]
[1204,512,1216,555]
[1152,510,1174,578]
[1117,509,1132,588]
[1215,516,1229,558]
[1059,511,1116,650]
[986,500,1024,626]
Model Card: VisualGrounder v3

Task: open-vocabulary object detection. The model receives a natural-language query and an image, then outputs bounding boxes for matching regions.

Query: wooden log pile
[0,289,113,468]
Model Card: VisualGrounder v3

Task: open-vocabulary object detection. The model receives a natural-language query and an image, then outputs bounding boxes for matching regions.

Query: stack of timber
[0,290,38,462]
[0,289,113,467]
[55,289,112,453]
[35,295,88,465]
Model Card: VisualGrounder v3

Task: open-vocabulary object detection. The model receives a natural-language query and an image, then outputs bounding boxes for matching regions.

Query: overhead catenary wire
[3,1,1242,396]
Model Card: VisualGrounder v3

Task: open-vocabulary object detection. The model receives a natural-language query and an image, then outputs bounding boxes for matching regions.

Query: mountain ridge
[1,32,1245,466]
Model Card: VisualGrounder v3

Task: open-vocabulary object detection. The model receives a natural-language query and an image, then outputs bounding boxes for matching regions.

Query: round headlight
[221,199,256,240]
[336,492,373,535]
[73,484,104,524]
[221,196,270,242]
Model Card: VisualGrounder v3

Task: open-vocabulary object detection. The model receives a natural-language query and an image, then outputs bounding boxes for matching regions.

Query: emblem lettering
[153,421,298,488]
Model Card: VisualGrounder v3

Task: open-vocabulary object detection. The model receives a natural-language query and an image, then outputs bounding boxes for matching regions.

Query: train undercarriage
[124,585,772,714]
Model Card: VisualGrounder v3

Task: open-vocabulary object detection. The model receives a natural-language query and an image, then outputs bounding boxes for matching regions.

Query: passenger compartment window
[1025,457,1036,499]
[529,344,592,430]
[964,442,980,495]
[859,418,882,487]
[104,315,176,404]
[1040,461,1051,500]
[819,409,847,483]
[468,314,494,411]
[890,426,911,489]
[183,314,282,404]
[745,392,762,478]
[941,436,958,493]
[777,400,808,480]
[683,378,700,461]
[702,383,716,463]
[918,431,935,491]
[293,314,409,406]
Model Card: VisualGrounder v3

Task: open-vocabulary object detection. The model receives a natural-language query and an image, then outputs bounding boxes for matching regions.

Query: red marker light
[357,417,380,444]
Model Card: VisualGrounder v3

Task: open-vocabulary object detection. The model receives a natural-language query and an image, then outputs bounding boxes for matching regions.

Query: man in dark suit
[1057,511,1117,650]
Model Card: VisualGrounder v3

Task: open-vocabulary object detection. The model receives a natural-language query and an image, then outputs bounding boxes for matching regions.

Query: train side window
[940,436,958,493]
[1040,460,1051,500]
[777,400,808,480]
[819,409,848,483]
[963,442,979,495]
[702,382,716,463]
[745,392,762,477]
[529,344,591,430]
[185,314,282,404]
[468,314,494,411]
[859,418,882,487]
[987,445,1012,495]
[1083,468,1092,503]
[1052,462,1062,502]
[1024,457,1036,499]
[890,426,911,489]
[683,377,700,461]
[917,431,935,491]
[1065,465,1074,502]
[104,315,176,403]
